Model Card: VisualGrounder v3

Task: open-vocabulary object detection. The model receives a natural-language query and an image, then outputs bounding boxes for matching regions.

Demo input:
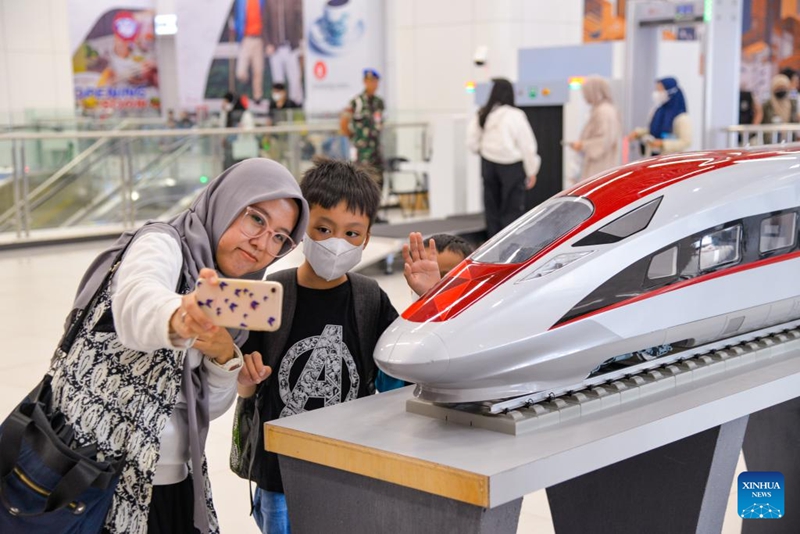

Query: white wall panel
[53,50,76,110]
[0,44,10,124]
[393,28,417,116]
[7,52,59,120]
[414,24,474,112]
[412,0,473,26]
[49,0,72,55]
[2,0,54,53]
[391,0,414,28]
[522,0,581,23]
[521,23,572,49]
[475,0,523,22]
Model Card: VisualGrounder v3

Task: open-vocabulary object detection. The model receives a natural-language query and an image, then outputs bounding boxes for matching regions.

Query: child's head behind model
[430,234,475,278]
[299,157,382,289]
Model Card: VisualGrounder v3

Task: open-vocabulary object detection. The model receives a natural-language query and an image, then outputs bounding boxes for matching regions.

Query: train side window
[697,225,742,271]
[647,246,677,280]
[760,213,796,253]
[574,197,662,246]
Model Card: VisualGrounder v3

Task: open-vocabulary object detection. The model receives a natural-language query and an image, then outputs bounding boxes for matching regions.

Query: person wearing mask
[569,76,622,181]
[220,92,236,129]
[762,74,798,127]
[236,158,428,534]
[42,159,309,534]
[267,83,300,125]
[466,78,540,238]
[224,96,257,169]
[738,85,762,146]
[630,77,691,156]
[779,67,799,102]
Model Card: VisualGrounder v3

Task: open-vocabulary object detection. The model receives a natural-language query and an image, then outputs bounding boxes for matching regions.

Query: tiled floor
[0,240,745,533]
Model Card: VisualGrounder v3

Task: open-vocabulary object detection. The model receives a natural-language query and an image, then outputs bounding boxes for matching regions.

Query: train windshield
[472,197,594,265]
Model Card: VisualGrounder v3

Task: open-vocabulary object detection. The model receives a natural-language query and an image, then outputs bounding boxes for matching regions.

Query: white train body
[375,148,800,403]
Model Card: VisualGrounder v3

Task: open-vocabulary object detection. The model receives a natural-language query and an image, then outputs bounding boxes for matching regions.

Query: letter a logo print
[279,324,359,417]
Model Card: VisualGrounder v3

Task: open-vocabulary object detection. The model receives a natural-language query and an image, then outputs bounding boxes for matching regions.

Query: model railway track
[409,321,800,433]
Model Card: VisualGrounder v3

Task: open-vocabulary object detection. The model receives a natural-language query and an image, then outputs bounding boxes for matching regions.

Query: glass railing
[0,121,429,247]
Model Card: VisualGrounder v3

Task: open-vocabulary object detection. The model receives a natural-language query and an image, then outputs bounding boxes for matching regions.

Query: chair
[386,157,428,217]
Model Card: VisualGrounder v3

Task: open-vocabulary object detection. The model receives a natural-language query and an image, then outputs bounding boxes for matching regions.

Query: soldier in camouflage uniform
[341,69,385,190]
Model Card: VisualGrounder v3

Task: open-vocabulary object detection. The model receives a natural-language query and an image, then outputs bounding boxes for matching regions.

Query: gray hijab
[69,158,308,533]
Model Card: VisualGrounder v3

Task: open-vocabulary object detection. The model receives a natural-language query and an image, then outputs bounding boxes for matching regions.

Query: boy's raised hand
[403,232,441,296]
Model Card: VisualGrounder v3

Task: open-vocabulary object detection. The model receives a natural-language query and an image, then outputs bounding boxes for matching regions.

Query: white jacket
[467,105,541,177]
[111,232,242,485]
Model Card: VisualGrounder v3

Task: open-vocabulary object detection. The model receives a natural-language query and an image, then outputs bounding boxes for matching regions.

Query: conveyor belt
[407,320,800,435]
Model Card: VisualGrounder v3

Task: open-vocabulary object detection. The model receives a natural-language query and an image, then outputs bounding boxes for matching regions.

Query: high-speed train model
[375,147,800,404]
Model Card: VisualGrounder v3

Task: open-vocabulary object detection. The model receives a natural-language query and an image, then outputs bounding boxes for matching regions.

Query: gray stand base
[742,397,800,533]
[279,456,522,534]
[547,416,748,534]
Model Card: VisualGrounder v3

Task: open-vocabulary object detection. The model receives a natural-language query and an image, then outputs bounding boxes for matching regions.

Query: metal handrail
[722,124,800,148]
[7,118,135,202]
[0,121,429,141]
[60,135,196,227]
[0,120,430,244]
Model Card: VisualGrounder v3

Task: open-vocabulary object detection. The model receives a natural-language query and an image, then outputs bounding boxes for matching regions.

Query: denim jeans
[253,488,291,534]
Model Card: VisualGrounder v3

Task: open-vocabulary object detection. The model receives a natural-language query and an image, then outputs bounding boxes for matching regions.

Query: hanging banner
[201,0,305,108]
[72,9,161,112]
[302,0,384,117]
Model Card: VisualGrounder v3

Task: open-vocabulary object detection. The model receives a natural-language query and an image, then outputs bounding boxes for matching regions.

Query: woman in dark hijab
[631,76,692,155]
[49,158,309,533]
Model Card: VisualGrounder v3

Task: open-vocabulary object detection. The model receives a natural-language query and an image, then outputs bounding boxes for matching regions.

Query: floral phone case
[195,278,283,331]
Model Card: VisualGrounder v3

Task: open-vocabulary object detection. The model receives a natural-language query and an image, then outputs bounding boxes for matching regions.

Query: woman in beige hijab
[570,76,622,181]
[762,74,798,125]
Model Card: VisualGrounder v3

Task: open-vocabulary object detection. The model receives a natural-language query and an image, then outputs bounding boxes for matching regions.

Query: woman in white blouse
[467,78,540,238]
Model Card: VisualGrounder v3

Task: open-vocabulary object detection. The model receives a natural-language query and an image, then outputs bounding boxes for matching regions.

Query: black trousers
[741,397,800,533]
[147,476,200,534]
[481,158,526,238]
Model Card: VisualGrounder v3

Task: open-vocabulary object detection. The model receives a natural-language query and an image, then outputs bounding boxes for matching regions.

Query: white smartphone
[195,278,283,331]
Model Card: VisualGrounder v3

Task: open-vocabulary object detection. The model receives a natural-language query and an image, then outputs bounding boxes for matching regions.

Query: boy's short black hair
[301,156,382,225]
[431,234,475,258]
[272,83,286,91]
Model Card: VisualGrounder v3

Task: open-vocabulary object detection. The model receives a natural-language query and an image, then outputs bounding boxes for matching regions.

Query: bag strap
[57,251,126,357]
[348,273,381,391]
[0,413,118,516]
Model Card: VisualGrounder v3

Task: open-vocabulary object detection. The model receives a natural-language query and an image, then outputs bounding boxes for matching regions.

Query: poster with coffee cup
[303,0,384,117]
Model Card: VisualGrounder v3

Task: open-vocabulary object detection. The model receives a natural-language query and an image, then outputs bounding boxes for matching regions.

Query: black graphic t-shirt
[249,279,397,493]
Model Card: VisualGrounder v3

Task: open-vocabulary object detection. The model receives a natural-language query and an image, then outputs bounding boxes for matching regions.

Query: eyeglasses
[239,206,296,258]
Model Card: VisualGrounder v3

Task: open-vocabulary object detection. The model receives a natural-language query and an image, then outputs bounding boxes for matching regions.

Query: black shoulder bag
[0,255,126,532]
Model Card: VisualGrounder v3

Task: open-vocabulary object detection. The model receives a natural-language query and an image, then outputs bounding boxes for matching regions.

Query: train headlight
[521,251,593,281]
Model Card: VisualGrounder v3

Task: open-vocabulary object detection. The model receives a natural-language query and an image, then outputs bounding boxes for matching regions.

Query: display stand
[267,346,800,533]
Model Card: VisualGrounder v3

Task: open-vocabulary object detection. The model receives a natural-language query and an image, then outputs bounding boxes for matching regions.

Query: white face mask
[303,236,365,282]
[272,91,283,102]
[652,90,669,107]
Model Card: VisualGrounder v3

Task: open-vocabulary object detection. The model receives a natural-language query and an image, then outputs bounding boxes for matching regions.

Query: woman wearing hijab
[467,78,541,238]
[48,158,309,533]
[762,73,798,127]
[631,76,692,155]
[569,76,622,181]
